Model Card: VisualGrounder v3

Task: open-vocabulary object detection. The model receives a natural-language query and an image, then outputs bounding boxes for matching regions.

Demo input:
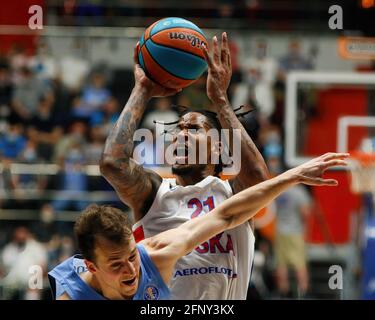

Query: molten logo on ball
[168,32,207,48]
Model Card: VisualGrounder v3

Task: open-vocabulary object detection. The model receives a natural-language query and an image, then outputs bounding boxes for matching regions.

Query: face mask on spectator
[66,148,84,163]
[71,132,85,144]
[267,157,283,175]
[266,131,281,144]
[7,132,19,142]
[23,148,37,162]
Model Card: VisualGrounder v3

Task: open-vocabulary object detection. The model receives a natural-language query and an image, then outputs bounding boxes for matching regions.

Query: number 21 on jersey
[187,196,234,254]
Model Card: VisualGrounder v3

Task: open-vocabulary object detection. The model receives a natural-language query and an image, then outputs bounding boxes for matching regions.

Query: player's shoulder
[57,292,72,300]
[199,175,230,187]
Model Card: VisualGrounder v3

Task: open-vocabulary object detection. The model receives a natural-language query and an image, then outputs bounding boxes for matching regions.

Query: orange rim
[350,151,375,166]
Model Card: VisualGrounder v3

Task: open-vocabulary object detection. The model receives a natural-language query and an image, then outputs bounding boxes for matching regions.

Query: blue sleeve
[49,269,75,299]
[55,280,68,298]
[138,244,163,280]
[137,244,170,298]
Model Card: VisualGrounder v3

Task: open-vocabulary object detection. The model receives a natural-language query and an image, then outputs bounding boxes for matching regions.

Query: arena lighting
[361,0,375,9]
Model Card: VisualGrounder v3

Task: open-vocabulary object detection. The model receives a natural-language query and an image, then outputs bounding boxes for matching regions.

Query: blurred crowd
[0,37,317,299]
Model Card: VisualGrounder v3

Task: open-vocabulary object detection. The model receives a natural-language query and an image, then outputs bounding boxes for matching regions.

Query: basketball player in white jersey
[100,32,269,299]
[54,152,347,300]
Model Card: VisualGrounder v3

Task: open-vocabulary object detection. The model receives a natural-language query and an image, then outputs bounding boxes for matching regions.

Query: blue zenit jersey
[48,244,170,300]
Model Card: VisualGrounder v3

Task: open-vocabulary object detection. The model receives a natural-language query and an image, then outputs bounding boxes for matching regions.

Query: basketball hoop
[348,151,375,195]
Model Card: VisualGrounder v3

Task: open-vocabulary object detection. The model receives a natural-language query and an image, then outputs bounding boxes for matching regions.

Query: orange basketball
[137,17,208,89]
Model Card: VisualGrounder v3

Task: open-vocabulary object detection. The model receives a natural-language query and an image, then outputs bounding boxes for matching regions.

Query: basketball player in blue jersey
[49,153,348,300]
[100,32,269,300]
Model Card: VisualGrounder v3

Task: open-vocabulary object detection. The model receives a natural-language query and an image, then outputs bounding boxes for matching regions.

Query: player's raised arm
[100,45,181,221]
[202,32,269,193]
[145,153,348,283]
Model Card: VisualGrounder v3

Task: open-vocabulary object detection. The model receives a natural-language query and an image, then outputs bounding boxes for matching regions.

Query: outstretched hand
[286,153,350,186]
[133,44,182,98]
[202,32,232,106]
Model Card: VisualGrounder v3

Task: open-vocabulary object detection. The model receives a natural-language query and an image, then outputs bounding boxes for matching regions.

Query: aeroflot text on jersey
[174,266,237,278]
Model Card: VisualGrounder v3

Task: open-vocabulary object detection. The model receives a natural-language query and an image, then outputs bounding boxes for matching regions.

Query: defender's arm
[144,153,348,284]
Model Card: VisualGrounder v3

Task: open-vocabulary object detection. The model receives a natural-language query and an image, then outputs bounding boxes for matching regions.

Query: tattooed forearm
[100,87,163,218]
[103,87,150,161]
[216,103,269,188]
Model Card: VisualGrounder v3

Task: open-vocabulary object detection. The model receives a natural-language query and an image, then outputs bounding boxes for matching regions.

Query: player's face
[93,237,141,299]
[171,112,216,175]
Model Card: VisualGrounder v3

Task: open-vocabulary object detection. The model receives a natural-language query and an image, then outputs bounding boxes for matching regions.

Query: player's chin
[120,277,138,293]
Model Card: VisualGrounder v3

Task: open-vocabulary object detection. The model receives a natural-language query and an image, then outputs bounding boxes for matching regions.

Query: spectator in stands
[260,124,283,160]
[15,140,48,207]
[53,120,87,165]
[72,72,111,121]
[267,153,312,299]
[59,40,90,93]
[31,204,58,244]
[29,41,59,83]
[0,62,13,131]
[47,120,90,221]
[0,226,47,300]
[49,77,73,125]
[56,235,75,262]
[0,123,26,160]
[51,140,89,215]
[76,1,105,26]
[27,97,63,161]
[241,40,278,120]
[278,40,313,80]
[275,40,316,127]
[45,233,76,289]
[11,67,53,123]
[217,0,235,28]
[84,126,105,165]
[7,44,31,85]
[141,97,178,130]
[90,96,120,136]
[0,158,18,209]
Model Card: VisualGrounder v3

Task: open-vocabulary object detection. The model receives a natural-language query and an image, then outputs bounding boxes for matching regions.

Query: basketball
[137,17,208,89]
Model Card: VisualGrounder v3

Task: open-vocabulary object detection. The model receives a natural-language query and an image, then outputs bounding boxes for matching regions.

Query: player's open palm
[133,44,181,98]
[202,32,232,105]
[287,153,349,186]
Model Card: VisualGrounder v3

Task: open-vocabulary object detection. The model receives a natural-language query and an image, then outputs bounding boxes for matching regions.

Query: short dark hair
[74,205,133,262]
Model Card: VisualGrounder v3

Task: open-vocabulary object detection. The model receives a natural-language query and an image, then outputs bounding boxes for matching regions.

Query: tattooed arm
[100,46,181,221]
[202,33,269,194]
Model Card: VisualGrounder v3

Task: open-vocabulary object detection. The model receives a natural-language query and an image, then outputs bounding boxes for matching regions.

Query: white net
[349,154,375,194]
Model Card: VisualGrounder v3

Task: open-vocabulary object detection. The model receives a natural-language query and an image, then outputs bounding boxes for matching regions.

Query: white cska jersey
[132,175,255,300]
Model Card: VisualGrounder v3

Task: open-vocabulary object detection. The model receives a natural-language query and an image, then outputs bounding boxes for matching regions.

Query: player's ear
[84,259,97,274]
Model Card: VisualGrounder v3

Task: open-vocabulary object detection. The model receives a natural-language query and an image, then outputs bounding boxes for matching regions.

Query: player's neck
[175,169,213,186]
